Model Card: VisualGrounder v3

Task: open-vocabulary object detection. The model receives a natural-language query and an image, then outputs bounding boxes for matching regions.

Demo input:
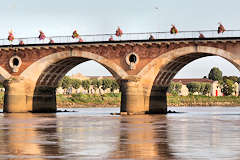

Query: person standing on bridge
[49,39,54,44]
[38,30,46,40]
[199,33,205,38]
[116,27,123,40]
[218,23,226,34]
[72,30,79,39]
[108,36,114,41]
[79,37,84,42]
[19,40,24,45]
[8,30,14,42]
[149,35,155,40]
[170,25,178,34]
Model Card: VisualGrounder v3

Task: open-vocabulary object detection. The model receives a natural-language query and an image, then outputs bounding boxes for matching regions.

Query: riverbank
[57,93,121,108]
[167,95,240,106]
[0,93,240,108]
[57,94,240,108]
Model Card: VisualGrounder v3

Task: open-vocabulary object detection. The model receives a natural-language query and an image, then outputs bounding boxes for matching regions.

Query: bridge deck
[1,30,240,48]
[1,37,240,49]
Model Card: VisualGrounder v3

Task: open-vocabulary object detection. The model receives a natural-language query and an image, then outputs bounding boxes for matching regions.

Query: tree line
[208,67,239,96]
[169,67,240,96]
[58,76,120,92]
[168,82,212,96]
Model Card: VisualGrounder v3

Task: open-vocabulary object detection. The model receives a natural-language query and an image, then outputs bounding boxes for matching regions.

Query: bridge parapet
[1,30,240,46]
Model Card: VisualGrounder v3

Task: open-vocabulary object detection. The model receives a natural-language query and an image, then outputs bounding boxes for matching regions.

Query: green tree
[71,79,81,89]
[81,80,91,91]
[91,79,99,90]
[0,82,3,88]
[102,79,112,90]
[199,83,206,94]
[59,76,72,89]
[203,83,211,95]
[175,83,182,94]
[168,83,175,94]
[238,77,240,83]
[97,79,103,88]
[227,76,238,83]
[222,78,234,96]
[208,67,223,81]
[168,82,182,95]
[187,82,201,93]
[111,80,120,92]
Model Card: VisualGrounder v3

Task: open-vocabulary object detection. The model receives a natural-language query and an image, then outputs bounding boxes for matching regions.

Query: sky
[1,0,240,78]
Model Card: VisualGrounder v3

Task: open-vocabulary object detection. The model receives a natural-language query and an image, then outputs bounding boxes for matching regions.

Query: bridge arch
[138,46,240,113]
[20,49,128,112]
[21,50,128,85]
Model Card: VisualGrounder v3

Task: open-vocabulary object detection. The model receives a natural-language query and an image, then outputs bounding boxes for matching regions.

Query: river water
[0,107,240,159]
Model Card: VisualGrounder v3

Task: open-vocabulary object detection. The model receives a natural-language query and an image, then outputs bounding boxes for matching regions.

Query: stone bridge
[1,31,240,114]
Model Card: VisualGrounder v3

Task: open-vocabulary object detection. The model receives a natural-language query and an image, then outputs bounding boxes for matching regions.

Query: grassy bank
[57,93,121,108]
[57,94,240,107]
[0,92,239,108]
[167,95,240,106]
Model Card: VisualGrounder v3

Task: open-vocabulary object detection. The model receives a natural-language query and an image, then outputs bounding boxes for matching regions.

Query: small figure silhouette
[149,35,155,40]
[72,30,79,39]
[49,39,54,44]
[217,23,226,34]
[115,27,123,37]
[199,33,205,38]
[39,30,46,40]
[170,25,178,34]
[108,36,114,41]
[8,31,14,42]
[19,40,24,45]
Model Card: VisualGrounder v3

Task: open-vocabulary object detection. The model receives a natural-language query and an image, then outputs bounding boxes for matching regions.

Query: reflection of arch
[20,50,127,112]
[138,46,240,113]
[108,115,174,159]
[2,114,62,157]
[21,50,128,85]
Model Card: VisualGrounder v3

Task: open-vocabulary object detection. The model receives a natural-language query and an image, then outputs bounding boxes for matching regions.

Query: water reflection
[166,108,240,159]
[0,113,63,160]
[0,108,240,159]
[108,115,175,159]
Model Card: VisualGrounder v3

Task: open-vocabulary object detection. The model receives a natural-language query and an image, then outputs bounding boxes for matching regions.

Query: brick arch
[20,49,128,86]
[138,46,240,89]
[137,46,240,114]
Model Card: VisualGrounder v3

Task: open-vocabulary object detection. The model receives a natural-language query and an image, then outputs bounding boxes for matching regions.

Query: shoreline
[0,94,240,108]
[0,103,239,109]
[57,102,240,108]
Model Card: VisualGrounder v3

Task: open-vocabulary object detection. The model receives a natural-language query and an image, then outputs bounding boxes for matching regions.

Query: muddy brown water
[0,107,240,160]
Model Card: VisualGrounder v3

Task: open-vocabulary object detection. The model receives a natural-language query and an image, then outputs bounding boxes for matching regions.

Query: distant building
[172,78,214,85]
[70,73,88,80]
[69,73,115,80]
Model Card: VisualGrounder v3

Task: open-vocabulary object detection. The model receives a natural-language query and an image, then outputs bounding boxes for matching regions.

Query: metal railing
[2,30,240,46]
